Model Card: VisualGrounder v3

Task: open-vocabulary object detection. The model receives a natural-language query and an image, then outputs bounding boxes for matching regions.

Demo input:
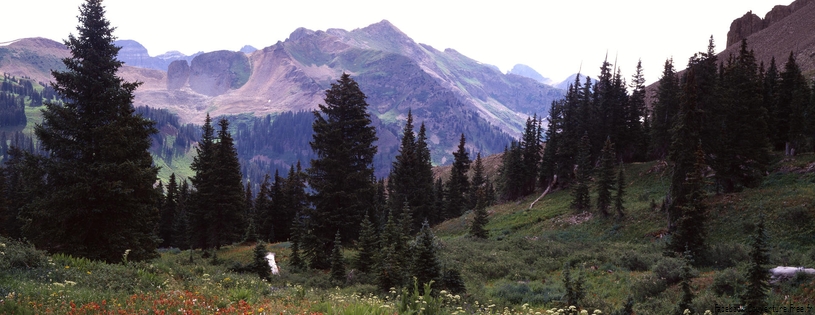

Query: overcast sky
[3,0,785,84]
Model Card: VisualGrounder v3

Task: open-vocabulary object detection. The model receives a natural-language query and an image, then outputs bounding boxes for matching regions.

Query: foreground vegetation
[2,154,814,314]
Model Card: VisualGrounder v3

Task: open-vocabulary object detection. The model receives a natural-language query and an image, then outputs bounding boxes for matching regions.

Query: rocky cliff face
[726,0,813,47]
[188,50,251,96]
[114,40,199,71]
[166,60,190,90]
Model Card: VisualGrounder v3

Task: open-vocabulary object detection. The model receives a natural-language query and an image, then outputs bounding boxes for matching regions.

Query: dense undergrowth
[2,153,815,314]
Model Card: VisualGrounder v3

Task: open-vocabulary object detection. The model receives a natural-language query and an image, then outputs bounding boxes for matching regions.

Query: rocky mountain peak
[288,27,316,42]
[726,0,813,47]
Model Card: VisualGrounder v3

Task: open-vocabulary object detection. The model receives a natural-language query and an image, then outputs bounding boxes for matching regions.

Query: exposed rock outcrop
[188,50,251,96]
[166,60,190,90]
[726,0,813,47]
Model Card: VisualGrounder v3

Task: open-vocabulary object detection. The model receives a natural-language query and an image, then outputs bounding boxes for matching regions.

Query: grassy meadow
[2,153,815,314]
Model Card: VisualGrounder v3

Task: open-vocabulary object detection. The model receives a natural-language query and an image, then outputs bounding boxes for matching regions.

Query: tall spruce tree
[159,173,179,247]
[614,165,626,217]
[189,114,216,249]
[571,133,592,212]
[24,0,160,262]
[469,188,489,239]
[308,73,378,266]
[330,231,346,285]
[650,58,680,160]
[445,134,470,218]
[627,60,649,161]
[212,118,245,248]
[468,152,487,210]
[666,145,708,259]
[778,52,812,155]
[355,213,378,273]
[711,39,770,192]
[762,57,782,150]
[596,138,616,216]
[741,215,769,315]
[411,220,441,293]
[389,110,434,232]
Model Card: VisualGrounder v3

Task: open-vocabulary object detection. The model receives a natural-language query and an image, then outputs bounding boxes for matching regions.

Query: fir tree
[330,230,346,285]
[389,110,433,232]
[288,212,305,271]
[189,114,216,250]
[596,138,616,216]
[778,52,812,155]
[627,59,649,161]
[571,133,591,212]
[411,220,441,293]
[254,174,272,241]
[614,164,626,217]
[762,57,782,150]
[253,242,271,281]
[376,210,406,291]
[469,189,489,239]
[666,146,708,259]
[520,115,542,195]
[431,178,445,225]
[675,248,695,315]
[741,215,769,315]
[159,173,179,247]
[355,213,378,273]
[445,134,470,218]
[212,118,245,248]
[24,0,160,262]
[562,263,585,307]
[308,73,378,265]
[468,152,487,210]
[650,59,680,160]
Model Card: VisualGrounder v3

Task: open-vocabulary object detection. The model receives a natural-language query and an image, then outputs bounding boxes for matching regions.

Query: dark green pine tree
[712,39,770,192]
[469,188,489,239]
[171,179,191,250]
[376,210,406,291]
[189,114,217,250]
[431,178,445,225]
[159,173,179,247]
[283,162,307,240]
[330,230,346,285]
[253,241,271,281]
[741,215,769,315]
[243,181,257,242]
[666,145,708,260]
[627,60,649,162]
[498,142,523,201]
[778,52,812,155]
[269,170,286,242]
[674,248,695,315]
[520,115,542,195]
[614,165,626,217]
[254,174,272,242]
[468,152,487,210]
[571,133,592,212]
[762,57,782,150]
[411,220,441,293]
[649,58,680,160]
[24,0,160,262]
[288,212,305,271]
[354,213,378,273]
[211,118,245,248]
[308,73,378,265]
[445,134,470,218]
[388,110,433,232]
[596,138,616,216]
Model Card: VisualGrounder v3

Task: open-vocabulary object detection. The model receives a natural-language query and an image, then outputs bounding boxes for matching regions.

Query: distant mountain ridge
[507,64,553,85]
[114,40,202,71]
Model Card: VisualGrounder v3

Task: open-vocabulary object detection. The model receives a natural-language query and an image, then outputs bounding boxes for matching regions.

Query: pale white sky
[4,0,785,84]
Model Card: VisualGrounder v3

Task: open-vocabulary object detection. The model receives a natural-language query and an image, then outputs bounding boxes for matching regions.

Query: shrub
[652,257,685,285]
[0,237,48,270]
[440,268,466,294]
[618,251,651,271]
[712,268,745,296]
[630,273,667,302]
[705,243,748,268]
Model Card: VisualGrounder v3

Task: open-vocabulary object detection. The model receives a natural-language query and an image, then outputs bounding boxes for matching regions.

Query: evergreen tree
[498,142,523,201]
[468,152,487,209]
[469,188,489,239]
[596,138,616,216]
[288,212,305,271]
[650,58,680,159]
[376,210,406,291]
[431,178,445,225]
[243,181,257,242]
[389,110,434,232]
[171,179,191,250]
[159,173,179,247]
[212,118,245,248]
[283,162,307,240]
[355,213,378,273]
[562,263,585,307]
[445,134,470,218]
[411,220,441,293]
[520,115,542,195]
[189,114,217,250]
[778,52,812,155]
[571,133,591,212]
[330,230,346,285]
[627,60,649,161]
[253,242,271,281]
[23,0,160,262]
[762,57,782,150]
[666,146,708,259]
[711,39,770,192]
[254,174,272,241]
[308,73,378,265]
[675,248,695,315]
[741,215,769,315]
[614,164,626,217]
